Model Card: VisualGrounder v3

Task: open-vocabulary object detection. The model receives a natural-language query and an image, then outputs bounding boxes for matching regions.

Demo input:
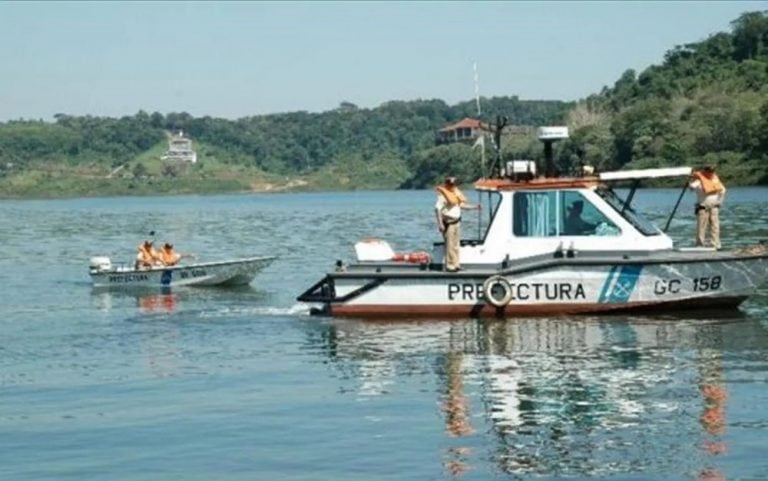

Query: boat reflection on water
[442,351,474,476]
[91,287,178,314]
[91,287,181,378]
[698,353,727,481]
[308,315,753,478]
[136,291,178,313]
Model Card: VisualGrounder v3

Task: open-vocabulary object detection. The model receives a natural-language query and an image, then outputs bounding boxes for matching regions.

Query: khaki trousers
[696,206,721,249]
[444,221,460,270]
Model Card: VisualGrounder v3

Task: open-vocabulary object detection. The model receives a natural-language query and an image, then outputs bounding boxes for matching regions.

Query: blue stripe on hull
[600,264,643,304]
[598,266,619,303]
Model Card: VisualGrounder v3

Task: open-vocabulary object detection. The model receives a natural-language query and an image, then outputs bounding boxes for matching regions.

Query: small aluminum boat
[89,255,276,288]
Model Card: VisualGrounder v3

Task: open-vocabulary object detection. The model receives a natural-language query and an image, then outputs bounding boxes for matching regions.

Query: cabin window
[513,191,620,237]
[513,191,559,236]
[596,187,661,236]
[560,191,620,236]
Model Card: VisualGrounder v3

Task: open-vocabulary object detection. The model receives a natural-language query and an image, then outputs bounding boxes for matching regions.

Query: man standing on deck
[435,176,480,272]
[689,166,727,250]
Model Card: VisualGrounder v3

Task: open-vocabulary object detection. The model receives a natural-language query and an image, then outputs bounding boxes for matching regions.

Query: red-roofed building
[436,118,491,145]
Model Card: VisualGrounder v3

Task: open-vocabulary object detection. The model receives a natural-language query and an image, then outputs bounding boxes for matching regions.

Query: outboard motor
[89,256,113,273]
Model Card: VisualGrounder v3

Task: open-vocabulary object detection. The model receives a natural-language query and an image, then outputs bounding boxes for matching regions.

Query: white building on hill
[161,131,197,163]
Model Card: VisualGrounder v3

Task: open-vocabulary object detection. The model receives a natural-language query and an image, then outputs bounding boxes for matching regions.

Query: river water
[1,188,767,480]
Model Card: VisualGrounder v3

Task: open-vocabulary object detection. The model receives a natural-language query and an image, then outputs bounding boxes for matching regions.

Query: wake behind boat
[298,125,768,318]
[89,255,276,288]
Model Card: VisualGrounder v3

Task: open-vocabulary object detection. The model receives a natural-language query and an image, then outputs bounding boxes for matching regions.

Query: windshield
[478,190,503,241]
[596,187,661,236]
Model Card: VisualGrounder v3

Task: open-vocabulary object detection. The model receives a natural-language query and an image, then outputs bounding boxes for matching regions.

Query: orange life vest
[435,185,466,206]
[692,171,725,195]
[138,244,159,265]
[160,248,181,266]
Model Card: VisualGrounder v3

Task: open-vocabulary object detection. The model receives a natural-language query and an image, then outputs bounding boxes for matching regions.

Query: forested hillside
[558,11,768,185]
[0,97,568,197]
[1,11,767,198]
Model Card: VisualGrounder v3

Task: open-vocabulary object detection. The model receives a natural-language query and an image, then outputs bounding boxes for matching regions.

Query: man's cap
[445,176,457,184]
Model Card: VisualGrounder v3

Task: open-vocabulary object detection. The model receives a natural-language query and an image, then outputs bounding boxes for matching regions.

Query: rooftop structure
[436,118,491,145]
[161,131,197,163]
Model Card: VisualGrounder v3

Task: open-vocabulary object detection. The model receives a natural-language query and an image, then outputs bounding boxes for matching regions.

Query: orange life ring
[392,251,431,264]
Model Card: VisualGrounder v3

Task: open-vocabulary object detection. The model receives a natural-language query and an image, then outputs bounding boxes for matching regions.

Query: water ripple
[1,189,767,480]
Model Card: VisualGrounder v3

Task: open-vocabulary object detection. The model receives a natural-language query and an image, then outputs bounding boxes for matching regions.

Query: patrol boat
[89,255,276,288]
[298,126,768,318]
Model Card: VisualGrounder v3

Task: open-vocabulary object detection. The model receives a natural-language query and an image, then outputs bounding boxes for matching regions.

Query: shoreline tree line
[1,11,766,197]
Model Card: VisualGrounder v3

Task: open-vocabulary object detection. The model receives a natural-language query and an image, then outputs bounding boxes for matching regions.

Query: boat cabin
[437,167,692,266]
[297,119,766,317]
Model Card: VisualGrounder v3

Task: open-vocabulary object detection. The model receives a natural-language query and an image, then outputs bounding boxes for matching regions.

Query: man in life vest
[159,243,184,266]
[135,240,162,269]
[160,242,196,266]
[689,166,727,249]
[435,176,481,272]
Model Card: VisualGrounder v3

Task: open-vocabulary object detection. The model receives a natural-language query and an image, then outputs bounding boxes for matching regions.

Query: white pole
[480,137,486,172]
[474,62,484,239]
[473,62,481,116]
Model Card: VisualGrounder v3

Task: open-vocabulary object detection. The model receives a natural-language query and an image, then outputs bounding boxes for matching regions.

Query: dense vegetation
[0,98,568,197]
[1,11,767,198]
[557,11,768,185]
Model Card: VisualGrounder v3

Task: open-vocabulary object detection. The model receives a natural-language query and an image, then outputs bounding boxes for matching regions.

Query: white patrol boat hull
[298,250,768,318]
[90,256,276,288]
[300,164,766,318]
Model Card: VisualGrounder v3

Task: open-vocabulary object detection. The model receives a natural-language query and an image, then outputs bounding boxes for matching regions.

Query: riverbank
[1,169,766,200]
[0,169,410,199]
[2,146,766,200]
[0,151,415,199]
[0,175,317,200]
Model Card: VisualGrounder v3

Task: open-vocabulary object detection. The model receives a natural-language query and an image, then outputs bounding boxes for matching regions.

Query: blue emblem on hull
[599,265,643,303]
[161,270,173,286]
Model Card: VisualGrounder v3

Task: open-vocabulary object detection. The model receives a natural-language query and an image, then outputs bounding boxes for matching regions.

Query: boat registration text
[448,282,586,301]
[108,273,150,283]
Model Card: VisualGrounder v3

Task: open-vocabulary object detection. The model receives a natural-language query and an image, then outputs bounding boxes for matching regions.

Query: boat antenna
[537,127,569,178]
[473,62,481,116]
[472,62,488,174]
[473,61,486,239]
[487,115,507,178]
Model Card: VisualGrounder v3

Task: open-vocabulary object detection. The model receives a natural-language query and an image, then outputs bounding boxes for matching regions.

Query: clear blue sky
[1,1,765,121]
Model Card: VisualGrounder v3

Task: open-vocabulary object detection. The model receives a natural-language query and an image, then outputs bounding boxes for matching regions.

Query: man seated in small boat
[159,243,193,266]
[135,240,163,269]
[564,200,597,235]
